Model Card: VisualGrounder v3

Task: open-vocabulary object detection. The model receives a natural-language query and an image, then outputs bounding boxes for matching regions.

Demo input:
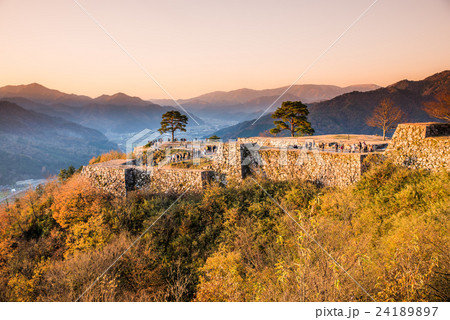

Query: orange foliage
[89,150,126,165]
[51,175,105,228]
[196,251,251,302]
[423,92,450,122]
[0,162,448,302]
[51,175,112,256]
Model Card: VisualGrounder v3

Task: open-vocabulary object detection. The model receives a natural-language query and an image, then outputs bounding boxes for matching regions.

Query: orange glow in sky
[1,0,449,99]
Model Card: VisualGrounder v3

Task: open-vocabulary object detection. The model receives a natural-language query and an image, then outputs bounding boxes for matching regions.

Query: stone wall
[207,142,370,187]
[238,136,389,150]
[385,123,450,170]
[252,148,368,187]
[208,142,245,180]
[82,159,214,196]
[83,147,372,194]
[81,161,150,197]
[145,168,214,194]
[82,123,449,196]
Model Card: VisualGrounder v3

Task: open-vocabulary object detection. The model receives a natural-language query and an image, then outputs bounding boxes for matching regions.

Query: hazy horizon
[1,0,449,100]
[1,79,385,101]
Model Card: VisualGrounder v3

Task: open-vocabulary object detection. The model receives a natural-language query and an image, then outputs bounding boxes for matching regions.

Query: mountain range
[0,101,117,185]
[0,84,203,135]
[211,71,449,139]
[0,82,381,137]
[152,84,380,120]
[0,83,92,106]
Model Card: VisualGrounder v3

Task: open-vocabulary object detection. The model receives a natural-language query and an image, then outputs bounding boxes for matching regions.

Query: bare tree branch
[366,99,406,140]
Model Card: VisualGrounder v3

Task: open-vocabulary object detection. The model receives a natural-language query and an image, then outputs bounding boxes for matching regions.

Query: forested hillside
[213,71,449,139]
[152,84,379,120]
[0,101,117,184]
[0,159,448,301]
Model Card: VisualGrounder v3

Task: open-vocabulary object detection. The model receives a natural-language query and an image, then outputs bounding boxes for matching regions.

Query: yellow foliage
[51,175,111,255]
[51,175,106,228]
[196,251,251,301]
[89,150,126,165]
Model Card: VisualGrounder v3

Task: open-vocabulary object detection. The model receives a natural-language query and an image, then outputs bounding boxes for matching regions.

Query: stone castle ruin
[82,123,450,197]
[385,123,450,170]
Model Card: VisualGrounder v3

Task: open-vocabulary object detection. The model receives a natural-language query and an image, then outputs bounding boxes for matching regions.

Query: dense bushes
[89,150,126,165]
[0,161,448,301]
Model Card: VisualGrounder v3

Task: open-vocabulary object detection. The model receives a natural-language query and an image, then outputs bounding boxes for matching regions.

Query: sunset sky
[1,0,449,99]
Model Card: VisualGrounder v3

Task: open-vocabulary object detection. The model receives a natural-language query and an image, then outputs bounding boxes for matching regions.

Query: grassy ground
[168,158,212,169]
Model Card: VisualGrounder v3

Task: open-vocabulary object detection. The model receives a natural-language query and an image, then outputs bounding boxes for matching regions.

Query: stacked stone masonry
[82,159,213,197]
[146,168,214,194]
[253,149,368,187]
[82,123,449,196]
[82,160,141,197]
[208,142,245,180]
[385,123,450,170]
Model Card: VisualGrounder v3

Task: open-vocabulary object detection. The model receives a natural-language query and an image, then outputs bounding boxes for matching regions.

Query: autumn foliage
[89,150,126,165]
[0,161,448,301]
[423,91,450,122]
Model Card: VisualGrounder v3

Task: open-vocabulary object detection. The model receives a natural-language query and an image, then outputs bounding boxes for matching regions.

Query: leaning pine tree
[158,110,188,141]
[270,101,314,137]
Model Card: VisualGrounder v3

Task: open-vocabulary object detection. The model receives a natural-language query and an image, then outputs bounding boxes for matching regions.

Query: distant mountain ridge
[151,83,380,119]
[211,71,449,139]
[93,92,151,106]
[153,84,380,105]
[0,83,91,106]
[0,84,204,134]
[0,101,117,184]
[0,82,379,126]
[0,83,152,107]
